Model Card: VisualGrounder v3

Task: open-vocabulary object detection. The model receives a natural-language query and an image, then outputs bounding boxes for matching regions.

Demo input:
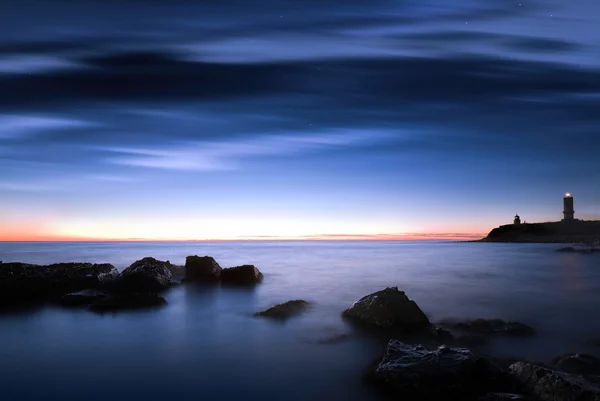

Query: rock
[0,262,118,305]
[556,247,576,253]
[342,287,430,331]
[479,393,529,401]
[116,257,172,293]
[552,353,600,375]
[370,340,506,400]
[509,361,600,401]
[89,293,167,312]
[255,300,311,320]
[60,289,107,306]
[441,319,535,336]
[220,265,263,286]
[183,256,221,282]
[429,325,455,343]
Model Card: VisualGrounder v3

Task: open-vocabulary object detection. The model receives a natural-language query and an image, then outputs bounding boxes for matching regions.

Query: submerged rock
[183,256,221,282]
[440,319,535,337]
[552,353,600,375]
[370,340,506,400]
[509,361,600,401]
[0,262,118,305]
[60,289,107,306]
[220,265,263,286]
[342,287,430,331]
[89,293,167,312]
[255,300,311,320]
[116,257,172,292]
[556,247,576,253]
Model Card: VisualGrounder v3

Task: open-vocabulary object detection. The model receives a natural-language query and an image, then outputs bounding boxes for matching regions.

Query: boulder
[552,353,600,375]
[342,287,430,331]
[509,361,600,401]
[255,300,311,320]
[0,262,118,305]
[116,257,172,293]
[183,255,221,282]
[221,265,263,286]
[89,293,167,312]
[370,340,506,400]
[440,319,535,336]
[60,289,107,306]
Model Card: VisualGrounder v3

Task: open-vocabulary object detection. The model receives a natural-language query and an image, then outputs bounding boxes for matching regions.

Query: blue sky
[0,0,599,240]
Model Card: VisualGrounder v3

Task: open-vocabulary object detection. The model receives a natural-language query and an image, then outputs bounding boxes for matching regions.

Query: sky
[1,0,599,241]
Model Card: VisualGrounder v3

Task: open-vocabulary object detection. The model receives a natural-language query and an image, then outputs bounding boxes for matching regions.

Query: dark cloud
[1,49,598,110]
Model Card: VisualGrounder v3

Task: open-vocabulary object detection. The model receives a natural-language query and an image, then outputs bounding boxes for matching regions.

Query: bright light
[565,193,572,197]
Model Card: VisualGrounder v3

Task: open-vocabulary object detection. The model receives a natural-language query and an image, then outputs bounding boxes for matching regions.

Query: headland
[480,219,600,243]
[479,192,600,243]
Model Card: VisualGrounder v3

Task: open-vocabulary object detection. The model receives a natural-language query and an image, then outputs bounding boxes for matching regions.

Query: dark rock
[342,287,430,331]
[370,341,507,400]
[441,318,535,336]
[556,247,576,253]
[255,300,311,320]
[429,325,455,343]
[479,393,529,401]
[0,262,118,305]
[509,361,600,401]
[116,257,172,292]
[89,293,167,312]
[552,353,600,375]
[183,255,221,282]
[220,265,263,286]
[60,289,107,306]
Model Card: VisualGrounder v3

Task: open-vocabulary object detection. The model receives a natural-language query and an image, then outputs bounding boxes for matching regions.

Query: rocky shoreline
[1,258,599,400]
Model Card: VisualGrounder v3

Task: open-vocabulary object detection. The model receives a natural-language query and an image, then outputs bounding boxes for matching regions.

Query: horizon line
[0,232,487,242]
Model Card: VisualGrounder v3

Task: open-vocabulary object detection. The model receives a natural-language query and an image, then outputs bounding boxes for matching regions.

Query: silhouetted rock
[89,293,167,312]
[112,257,172,293]
[481,220,600,243]
[369,341,507,400]
[509,361,600,401]
[0,262,118,305]
[556,247,576,253]
[255,300,311,320]
[552,353,600,375]
[60,289,107,306]
[342,287,430,331]
[183,255,221,282]
[221,265,263,286]
[440,319,535,337]
[429,325,455,342]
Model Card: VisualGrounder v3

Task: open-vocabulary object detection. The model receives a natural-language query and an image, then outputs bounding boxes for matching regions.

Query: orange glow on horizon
[0,232,486,242]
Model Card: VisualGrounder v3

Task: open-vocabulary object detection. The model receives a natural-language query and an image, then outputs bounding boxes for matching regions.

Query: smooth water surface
[1,241,599,401]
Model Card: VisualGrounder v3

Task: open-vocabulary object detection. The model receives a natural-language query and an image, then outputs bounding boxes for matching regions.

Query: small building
[514,214,521,225]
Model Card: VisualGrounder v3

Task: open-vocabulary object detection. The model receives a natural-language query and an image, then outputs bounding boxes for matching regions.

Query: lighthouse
[563,193,574,221]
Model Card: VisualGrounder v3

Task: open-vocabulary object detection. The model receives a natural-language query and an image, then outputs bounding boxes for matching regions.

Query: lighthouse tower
[563,193,574,221]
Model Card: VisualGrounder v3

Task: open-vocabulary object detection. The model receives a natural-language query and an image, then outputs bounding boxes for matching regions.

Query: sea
[0,240,599,401]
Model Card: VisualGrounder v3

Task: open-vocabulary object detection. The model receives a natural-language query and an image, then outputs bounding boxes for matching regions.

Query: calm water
[1,241,599,401]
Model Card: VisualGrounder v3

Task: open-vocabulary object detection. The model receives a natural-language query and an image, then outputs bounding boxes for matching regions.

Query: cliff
[480,220,600,243]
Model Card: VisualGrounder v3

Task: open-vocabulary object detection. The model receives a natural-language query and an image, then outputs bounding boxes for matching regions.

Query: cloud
[0,55,81,74]
[100,130,393,171]
[0,115,95,139]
